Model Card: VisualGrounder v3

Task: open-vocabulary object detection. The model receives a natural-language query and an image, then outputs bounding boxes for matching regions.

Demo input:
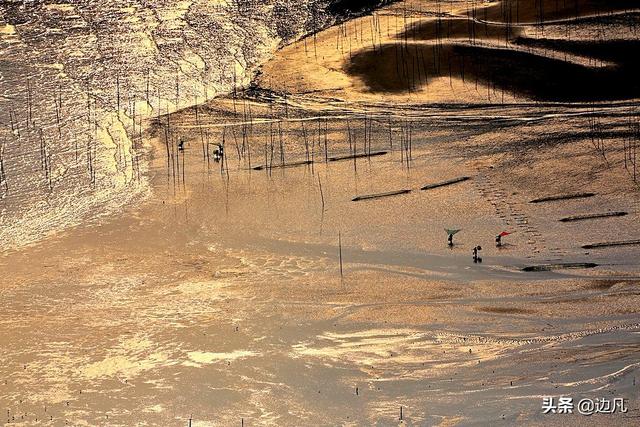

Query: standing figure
[473,246,483,263]
[445,228,461,247]
[496,231,512,247]
[213,143,224,162]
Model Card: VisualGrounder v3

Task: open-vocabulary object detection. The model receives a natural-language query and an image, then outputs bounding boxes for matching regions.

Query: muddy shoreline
[1,0,640,425]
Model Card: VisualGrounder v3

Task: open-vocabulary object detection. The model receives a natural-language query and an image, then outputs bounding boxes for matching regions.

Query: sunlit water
[0,0,336,251]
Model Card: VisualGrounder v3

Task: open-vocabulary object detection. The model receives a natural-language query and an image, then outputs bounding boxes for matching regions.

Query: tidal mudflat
[1,0,640,425]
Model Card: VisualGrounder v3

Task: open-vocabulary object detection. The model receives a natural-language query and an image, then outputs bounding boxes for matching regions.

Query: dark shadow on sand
[399,17,522,43]
[345,40,640,101]
[477,0,640,24]
[327,0,394,17]
[513,37,640,64]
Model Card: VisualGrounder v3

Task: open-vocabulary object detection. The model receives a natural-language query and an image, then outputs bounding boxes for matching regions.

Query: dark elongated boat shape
[559,212,627,222]
[530,192,596,203]
[352,189,412,202]
[421,176,471,191]
[328,151,388,162]
[522,263,598,272]
[582,240,640,249]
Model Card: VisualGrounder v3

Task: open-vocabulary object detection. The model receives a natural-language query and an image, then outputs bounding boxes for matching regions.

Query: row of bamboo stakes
[3,0,640,197]
[4,78,640,199]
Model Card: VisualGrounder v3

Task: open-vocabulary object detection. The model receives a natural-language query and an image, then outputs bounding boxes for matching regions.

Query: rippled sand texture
[1,0,640,426]
[0,185,639,426]
[3,90,640,425]
[0,0,336,250]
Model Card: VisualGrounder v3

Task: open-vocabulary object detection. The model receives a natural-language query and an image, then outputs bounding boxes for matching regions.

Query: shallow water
[0,0,336,251]
[1,2,639,425]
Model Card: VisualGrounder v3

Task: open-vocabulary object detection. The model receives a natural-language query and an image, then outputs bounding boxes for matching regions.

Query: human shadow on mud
[345,40,640,101]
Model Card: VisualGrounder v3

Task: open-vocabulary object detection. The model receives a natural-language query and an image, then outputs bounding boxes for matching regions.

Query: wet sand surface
[0,0,338,250]
[2,96,640,424]
[2,0,640,425]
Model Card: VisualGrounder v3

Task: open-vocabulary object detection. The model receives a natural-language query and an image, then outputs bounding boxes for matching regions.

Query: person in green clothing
[445,228,461,247]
